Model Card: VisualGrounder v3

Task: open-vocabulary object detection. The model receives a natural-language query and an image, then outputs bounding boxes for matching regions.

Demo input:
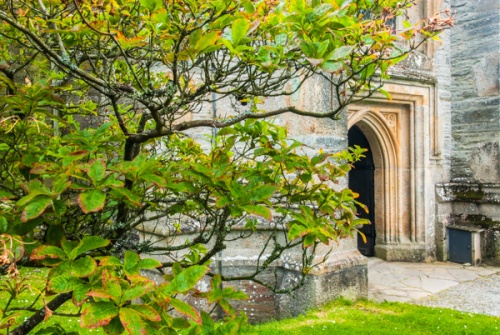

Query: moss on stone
[458,214,500,230]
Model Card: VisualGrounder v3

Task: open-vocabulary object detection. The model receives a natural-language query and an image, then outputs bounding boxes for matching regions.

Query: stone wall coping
[447,224,485,233]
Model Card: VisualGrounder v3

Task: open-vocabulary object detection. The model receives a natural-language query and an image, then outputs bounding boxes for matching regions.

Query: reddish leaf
[119,307,148,335]
[30,245,66,261]
[81,301,119,329]
[78,189,106,214]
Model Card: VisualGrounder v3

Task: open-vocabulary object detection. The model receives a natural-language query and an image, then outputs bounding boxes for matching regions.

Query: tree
[0,0,452,334]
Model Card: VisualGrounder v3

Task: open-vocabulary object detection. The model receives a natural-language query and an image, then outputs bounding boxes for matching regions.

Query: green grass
[243,298,500,335]
[3,269,499,334]
[0,267,100,335]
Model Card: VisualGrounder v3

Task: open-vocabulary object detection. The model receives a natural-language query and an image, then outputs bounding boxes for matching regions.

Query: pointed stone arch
[348,108,403,248]
[346,81,439,261]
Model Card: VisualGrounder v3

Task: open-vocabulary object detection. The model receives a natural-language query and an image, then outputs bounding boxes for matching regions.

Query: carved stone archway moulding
[347,81,440,261]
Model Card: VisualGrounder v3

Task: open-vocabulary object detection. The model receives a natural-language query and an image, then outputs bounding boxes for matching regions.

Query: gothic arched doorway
[348,125,376,256]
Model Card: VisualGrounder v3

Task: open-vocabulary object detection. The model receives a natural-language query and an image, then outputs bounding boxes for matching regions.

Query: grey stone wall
[450,0,500,183]
[435,0,500,264]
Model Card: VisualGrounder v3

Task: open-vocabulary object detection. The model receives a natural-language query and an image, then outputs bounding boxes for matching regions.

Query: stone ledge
[375,243,433,262]
[436,182,500,204]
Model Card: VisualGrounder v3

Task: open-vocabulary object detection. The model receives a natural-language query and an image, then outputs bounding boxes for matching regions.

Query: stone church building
[145,0,500,321]
[261,0,499,319]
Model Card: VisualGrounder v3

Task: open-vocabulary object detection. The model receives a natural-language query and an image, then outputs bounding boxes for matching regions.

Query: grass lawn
[0,267,101,335]
[2,268,499,334]
[244,298,500,335]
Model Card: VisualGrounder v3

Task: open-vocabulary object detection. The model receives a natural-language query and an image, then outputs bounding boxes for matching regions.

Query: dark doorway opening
[348,125,376,256]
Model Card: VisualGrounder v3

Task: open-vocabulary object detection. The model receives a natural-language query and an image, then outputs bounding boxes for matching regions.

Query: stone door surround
[347,81,438,261]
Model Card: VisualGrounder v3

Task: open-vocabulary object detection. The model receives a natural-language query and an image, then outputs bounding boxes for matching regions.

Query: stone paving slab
[368,257,500,306]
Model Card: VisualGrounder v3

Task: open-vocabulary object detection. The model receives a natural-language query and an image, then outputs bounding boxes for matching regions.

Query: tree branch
[10,292,73,335]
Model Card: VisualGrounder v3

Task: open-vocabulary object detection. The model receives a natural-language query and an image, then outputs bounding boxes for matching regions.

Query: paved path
[368,257,500,316]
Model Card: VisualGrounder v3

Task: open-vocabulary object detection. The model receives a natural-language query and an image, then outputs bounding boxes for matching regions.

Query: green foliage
[0,0,450,334]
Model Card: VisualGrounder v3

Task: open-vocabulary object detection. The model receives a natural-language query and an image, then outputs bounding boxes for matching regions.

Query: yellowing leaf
[195,31,220,53]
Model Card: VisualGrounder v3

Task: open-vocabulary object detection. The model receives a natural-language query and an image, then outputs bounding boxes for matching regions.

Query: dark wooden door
[448,228,472,264]
[348,125,376,256]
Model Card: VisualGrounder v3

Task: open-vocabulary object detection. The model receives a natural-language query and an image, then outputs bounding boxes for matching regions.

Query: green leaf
[121,276,156,303]
[0,216,8,233]
[136,258,162,270]
[288,223,308,240]
[78,189,106,214]
[123,250,140,275]
[86,289,117,301]
[303,233,316,247]
[49,275,84,293]
[69,236,109,260]
[173,317,191,330]
[201,311,215,333]
[52,176,71,195]
[73,284,91,306]
[161,265,209,295]
[102,177,124,188]
[141,173,166,187]
[0,190,15,200]
[321,61,343,73]
[379,88,392,100]
[51,199,67,216]
[326,45,354,61]
[403,20,412,29]
[140,0,161,11]
[311,153,331,166]
[81,301,119,329]
[168,181,196,193]
[249,185,277,202]
[257,47,271,63]
[231,19,249,45]
[219,298,235,316]
[242,205,272,220]
[61,240,78,257]
[110,187,142,207]
[88,159,106,185]
[103,317,125,335]
[45,225,66,246]
[71,256,97,278]
[21,196,51,222]
[170,297,202,324]
[216,195,232,208]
